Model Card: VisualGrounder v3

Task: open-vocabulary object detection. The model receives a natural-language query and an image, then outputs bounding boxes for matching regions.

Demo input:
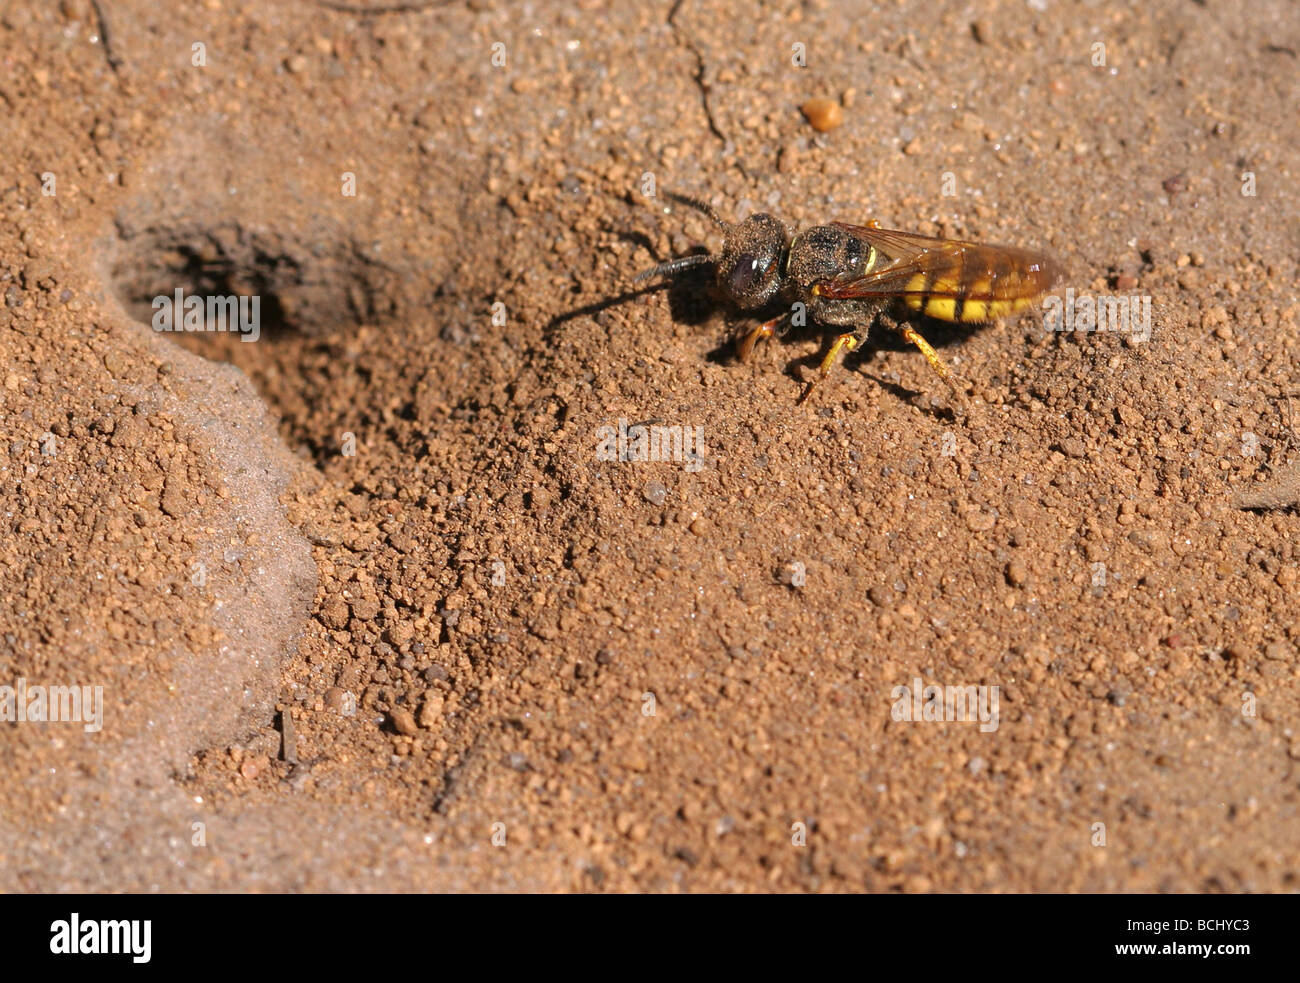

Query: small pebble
[239,756,268,780]
[777,142,800,174]
[1200,305,1229,331]
[1005,559,1028,587]
[801,97,843,132]
[391,708,418,736]
[1162,173,1188,195]
[1058,438,1088,459]
[418,693,444,728]
[383,621,415,647]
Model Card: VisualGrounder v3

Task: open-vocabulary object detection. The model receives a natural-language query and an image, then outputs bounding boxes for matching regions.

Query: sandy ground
[1,0,1298,892]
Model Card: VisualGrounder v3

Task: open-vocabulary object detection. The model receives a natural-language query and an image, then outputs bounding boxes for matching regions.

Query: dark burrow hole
[107,222,406,465]
[109,222,394,340]
[116,240,296,340]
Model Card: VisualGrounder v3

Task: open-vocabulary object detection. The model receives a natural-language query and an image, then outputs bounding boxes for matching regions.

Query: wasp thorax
[718,213,788,309]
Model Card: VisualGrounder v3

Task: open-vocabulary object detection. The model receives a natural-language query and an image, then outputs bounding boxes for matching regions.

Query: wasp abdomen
[901,243,1055,324]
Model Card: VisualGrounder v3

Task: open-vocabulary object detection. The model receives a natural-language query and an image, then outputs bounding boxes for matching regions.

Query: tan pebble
[239,755,268,780]
[801,97,843,132]
[418,693,444,729]
[1200,305,1229,330]
[777,142,799,174]
[391,708,418,736]
[383,620,415,647]
[103,351,130,378]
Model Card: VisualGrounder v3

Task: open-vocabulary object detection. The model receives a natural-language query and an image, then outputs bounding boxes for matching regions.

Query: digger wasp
[635,192,1058,401]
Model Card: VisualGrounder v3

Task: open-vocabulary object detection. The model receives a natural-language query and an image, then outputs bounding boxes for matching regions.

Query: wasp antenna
[660,191,730,232]
[633,253,714,285]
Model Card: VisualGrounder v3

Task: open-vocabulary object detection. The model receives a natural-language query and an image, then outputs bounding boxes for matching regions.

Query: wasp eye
[730,254,771,296]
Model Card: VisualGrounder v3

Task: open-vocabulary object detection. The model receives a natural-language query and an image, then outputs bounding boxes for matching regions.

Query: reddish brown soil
[1,0,1298,891]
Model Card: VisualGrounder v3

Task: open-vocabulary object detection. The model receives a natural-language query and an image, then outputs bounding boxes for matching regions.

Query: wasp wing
[815,222,1056,322]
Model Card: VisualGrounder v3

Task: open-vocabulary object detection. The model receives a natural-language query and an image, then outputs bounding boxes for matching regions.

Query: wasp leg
[818,332,861,377]
[736,314,787,362]
[797,331,861,404]
[899,324,952,382]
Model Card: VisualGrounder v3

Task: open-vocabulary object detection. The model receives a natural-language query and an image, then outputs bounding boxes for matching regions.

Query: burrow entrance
[106,220,413,465]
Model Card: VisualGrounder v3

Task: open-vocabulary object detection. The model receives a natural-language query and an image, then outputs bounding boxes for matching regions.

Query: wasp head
[716,213,788,309]
[633,194,788,311]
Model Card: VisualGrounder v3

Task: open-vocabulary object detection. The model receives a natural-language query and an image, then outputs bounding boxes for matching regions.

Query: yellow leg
[818,332,860,377]
[900,325,951,381]
[736,315,784,362]
[798,332,859,403]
